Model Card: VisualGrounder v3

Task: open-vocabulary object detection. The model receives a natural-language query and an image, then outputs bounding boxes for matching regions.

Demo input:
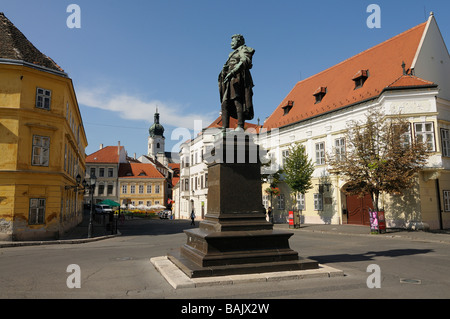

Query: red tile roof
[263,21,431,130]
[118,163,165,179]
[86,146,123,163]
[168,163,180,187]
[168,163,180,171]
[171,177,180,187]
[387,74,435,88]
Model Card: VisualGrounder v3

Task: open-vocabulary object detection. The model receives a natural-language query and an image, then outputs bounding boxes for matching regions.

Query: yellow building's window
[32,135,50,166]
[29,198,46,225]
[36,88,51,110]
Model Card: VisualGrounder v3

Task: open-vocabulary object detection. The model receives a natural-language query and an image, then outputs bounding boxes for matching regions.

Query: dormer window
[282,100,294,115]
[313,87,327,104]
[353,69,369,89]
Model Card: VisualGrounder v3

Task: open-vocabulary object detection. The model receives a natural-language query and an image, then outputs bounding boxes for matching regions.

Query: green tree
[328,108,429,211]
[283,142,315,205]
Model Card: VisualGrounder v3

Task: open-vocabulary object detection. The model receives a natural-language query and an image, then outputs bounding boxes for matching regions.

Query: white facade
[84,143,128,206]
[260,85,446,227]
[412,13,450,101]
[176,128,221,220]
[148,135,165,159]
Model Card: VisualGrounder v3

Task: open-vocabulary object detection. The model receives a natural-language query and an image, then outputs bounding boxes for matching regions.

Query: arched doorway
[342,184,373,225]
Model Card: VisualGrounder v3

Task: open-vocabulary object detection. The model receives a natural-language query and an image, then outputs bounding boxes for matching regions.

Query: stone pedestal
[169,131,318,278]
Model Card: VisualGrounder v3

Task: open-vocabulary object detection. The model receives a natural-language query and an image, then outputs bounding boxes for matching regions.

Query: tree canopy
[283,142,315,196]
[328,108,429,211]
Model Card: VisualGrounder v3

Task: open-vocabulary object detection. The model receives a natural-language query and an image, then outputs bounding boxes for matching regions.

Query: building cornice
[0,58,68,78]
[270,85,439,135]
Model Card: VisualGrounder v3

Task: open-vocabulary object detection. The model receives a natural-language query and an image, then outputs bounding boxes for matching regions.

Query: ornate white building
[259,13,450,230]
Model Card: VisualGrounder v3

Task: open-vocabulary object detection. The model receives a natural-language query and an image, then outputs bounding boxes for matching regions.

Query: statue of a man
[218,34,255,131]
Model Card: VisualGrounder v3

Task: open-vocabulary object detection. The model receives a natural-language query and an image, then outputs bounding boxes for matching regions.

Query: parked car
[95,205,113,214]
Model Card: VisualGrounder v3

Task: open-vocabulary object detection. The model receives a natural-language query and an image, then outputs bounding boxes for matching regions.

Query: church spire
[149,108,164,137]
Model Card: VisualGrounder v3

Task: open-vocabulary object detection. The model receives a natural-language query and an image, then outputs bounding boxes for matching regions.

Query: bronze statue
[218,34,255,131]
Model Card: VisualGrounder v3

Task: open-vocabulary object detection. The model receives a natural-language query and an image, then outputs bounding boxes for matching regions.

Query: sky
[2,0,450,158]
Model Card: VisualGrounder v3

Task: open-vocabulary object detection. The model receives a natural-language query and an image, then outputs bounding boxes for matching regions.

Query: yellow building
[0,13,88,240]
[118,163,166,210]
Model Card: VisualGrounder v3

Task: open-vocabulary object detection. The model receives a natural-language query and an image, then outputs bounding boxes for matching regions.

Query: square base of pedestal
[180,228,302,265]
[167,250,319,278]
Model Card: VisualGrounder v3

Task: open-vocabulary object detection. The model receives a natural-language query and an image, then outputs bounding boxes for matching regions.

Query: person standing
[190,209,196,226]
[267,207,273,224]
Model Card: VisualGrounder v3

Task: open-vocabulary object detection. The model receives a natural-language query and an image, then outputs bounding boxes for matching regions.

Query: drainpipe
[336,176,342,225]
[436,179,443,230]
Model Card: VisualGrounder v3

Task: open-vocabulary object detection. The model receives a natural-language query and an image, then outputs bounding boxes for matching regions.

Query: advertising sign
[369,210,386,234]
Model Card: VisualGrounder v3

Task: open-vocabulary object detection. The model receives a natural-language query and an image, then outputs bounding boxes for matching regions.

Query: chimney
[118,141,121,155]
[99,143,103,150]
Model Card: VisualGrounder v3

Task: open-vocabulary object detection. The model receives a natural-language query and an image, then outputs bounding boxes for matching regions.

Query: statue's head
[231,34,245,49]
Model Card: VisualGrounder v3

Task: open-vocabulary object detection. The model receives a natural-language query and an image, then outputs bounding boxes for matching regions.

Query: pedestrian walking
[267,207,273,224]
[190,209,196,226]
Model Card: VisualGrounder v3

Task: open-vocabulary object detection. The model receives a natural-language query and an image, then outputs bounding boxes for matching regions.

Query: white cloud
[77,86,217,131]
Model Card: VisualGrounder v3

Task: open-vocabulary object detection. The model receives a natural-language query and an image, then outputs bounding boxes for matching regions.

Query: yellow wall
[263,172,450,229]
[0,63,87,241]
[263,175,341,225]
[419,172,450,229]
[119,179,166,209]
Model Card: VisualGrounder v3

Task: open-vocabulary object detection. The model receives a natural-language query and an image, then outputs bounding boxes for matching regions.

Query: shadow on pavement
[310,248,433,264]
[117,218,196,237]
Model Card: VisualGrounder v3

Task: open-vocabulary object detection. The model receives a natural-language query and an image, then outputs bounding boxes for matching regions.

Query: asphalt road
[1,218,450,302]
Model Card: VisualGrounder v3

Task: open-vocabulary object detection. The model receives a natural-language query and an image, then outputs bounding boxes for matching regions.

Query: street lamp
[267,175,274,224]
[75,174,81,185]
[87,174,97,238]
[65,174,82,191]
[267,174,274,206]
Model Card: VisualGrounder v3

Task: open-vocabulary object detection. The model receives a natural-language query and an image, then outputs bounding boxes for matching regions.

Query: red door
[346,194,373,225]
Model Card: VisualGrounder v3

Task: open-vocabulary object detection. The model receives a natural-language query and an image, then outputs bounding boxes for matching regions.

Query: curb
[286,226,450,245]
[0,232,121,248]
